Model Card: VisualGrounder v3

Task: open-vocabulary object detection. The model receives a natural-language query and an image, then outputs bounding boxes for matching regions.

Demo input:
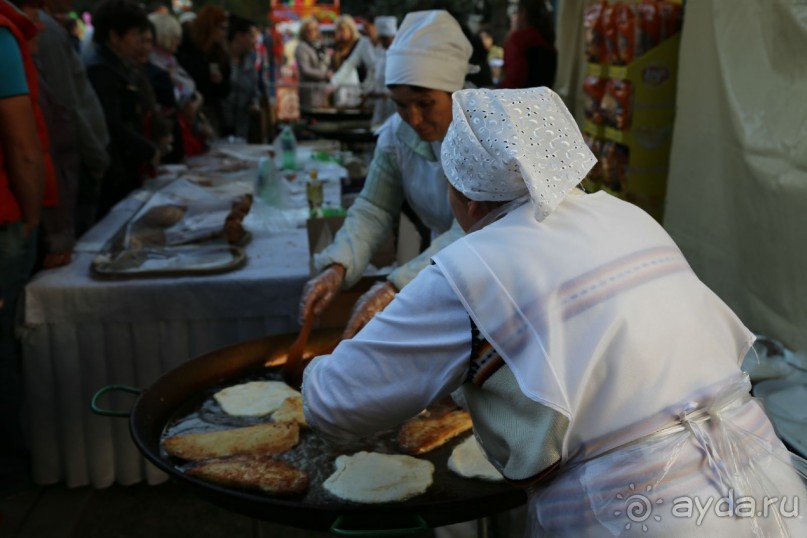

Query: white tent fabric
[664,0,807,353]
[553,0,588,120]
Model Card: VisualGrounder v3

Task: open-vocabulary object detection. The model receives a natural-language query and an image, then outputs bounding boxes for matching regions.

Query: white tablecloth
[22,194,315,488]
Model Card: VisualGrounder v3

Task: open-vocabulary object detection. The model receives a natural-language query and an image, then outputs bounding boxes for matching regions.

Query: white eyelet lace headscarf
[441,87,597,222]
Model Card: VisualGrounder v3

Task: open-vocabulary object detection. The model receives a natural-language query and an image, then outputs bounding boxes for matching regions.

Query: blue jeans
[0,221,37,467]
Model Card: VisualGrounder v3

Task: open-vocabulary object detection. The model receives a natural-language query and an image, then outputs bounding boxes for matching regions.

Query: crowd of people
[1,0,554,493]
[0,0,277,491]
[3,0,807,534]
[290,0,557,126]
[294,13,394,125]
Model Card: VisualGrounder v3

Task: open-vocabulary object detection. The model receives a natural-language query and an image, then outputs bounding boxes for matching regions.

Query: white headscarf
[385,10,473,93]
[374,16,397,38]
[441,87,597,222]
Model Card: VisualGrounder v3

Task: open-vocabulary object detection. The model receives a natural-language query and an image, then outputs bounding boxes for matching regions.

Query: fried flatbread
[272,396,306,426]
[323,452,434,503]
[163,421,300,461]
[397,409,473,455]
[448,435,504,481]
[140,205,186,227]
[213,381,300,417]
[186,455,308,496]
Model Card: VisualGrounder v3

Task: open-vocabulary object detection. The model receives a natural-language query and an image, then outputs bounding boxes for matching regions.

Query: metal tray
[89,178,252,279]
[90,243,248,279]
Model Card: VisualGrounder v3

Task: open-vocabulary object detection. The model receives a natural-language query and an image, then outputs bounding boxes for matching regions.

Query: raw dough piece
[323,451,434,503]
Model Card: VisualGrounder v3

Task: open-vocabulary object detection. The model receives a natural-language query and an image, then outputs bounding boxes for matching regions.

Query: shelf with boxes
[580,0,683,221]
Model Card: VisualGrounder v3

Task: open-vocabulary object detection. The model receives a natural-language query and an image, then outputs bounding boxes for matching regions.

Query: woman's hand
[342,281,397,339]
[298,264,346,325]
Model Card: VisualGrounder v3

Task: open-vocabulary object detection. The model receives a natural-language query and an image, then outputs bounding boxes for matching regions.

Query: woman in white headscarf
[299,10,474,338]
[303,87,807,535]
[368,15,397,130]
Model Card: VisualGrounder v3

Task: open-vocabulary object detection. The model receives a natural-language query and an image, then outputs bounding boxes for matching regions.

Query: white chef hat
[374,16,397,37]
[385,10,473,93]
[441,87,597,222]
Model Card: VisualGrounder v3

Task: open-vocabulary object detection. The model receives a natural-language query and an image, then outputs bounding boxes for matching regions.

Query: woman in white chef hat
[303,87,807,535]
[299,10,477,338]
[367,15,397,130]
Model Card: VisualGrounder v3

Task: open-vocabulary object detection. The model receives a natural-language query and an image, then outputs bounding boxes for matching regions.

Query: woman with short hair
[148,12,195,107]
[294,16,330,110]
[84,0,157,217]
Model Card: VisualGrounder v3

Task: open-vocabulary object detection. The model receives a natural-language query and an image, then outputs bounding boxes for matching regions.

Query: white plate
[753,379,807,457]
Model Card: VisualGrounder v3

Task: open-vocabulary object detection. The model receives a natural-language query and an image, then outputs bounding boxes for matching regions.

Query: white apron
[376,114,453,236]
[530,375,807,536]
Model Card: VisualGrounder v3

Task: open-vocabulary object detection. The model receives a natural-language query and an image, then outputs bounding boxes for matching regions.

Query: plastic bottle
[256,156,280,207]
[280,125,297,171]
[306,169,323,217]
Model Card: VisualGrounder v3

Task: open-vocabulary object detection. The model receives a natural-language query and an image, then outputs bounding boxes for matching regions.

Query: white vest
[433,191,754,460]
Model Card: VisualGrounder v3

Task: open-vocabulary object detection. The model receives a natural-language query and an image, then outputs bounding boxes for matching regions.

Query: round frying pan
[92,330,526,535]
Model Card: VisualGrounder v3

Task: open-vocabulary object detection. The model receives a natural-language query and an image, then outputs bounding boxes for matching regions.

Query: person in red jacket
[500,0,557,89]
[0,0,57,493]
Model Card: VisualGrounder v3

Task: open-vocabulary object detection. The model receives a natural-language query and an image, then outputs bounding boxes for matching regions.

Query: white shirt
[305,192,753,451]
[303,262,469,441]
[303,192,807,537]
[330,35,376,94]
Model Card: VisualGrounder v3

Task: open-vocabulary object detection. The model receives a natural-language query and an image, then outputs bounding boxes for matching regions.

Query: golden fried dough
[163,421,300,461]
[140,205,186,227]
[397,409,472,456]
[186,455,308,496]
[272,396,306,426]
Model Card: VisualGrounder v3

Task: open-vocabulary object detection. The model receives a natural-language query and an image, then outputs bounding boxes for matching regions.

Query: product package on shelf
[584,1,607,63]
[581,0,683,222]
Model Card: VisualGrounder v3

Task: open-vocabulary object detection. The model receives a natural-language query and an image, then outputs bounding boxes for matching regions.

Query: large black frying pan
[92,330,525,535]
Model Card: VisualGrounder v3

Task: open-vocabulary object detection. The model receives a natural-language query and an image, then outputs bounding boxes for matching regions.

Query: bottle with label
[256,156,280,207]
[280,125,297,171]
[306,169,324,217]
